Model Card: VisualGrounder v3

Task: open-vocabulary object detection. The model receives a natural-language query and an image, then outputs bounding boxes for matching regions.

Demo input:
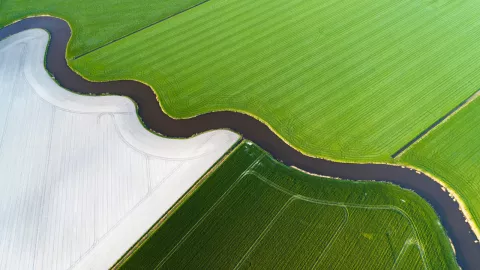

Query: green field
[400,98,480,235]
[69,0,480,162]
[0,0,205,58]
[118,142,457,269]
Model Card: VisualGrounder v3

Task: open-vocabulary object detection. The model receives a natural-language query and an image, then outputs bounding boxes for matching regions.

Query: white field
[0,29,239,270]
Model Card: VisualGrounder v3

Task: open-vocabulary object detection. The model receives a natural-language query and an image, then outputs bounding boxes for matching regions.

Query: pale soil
[0,29,239,270]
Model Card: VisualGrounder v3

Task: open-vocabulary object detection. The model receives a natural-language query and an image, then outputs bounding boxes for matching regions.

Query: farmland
[118,142,457,269]
[400,98,480,238]
[0,29,239,269]
[2,0,479,267]
[0,0,206,58]
[70,0,480,162]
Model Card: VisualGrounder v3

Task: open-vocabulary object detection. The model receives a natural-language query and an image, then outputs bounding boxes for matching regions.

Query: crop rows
[119,142,457,269]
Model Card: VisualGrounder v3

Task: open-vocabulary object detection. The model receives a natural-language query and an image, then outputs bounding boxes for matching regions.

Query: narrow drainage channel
[1,16,479,269]
[391,89,480,159]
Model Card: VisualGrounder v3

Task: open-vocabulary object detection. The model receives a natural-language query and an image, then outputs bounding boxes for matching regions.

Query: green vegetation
[400,98,480,236]
[70,0,480,162]
[0,0,206,57]
[119,142,457,269]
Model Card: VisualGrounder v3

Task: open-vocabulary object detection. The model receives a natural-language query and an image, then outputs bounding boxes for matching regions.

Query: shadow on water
[1,16,479,269]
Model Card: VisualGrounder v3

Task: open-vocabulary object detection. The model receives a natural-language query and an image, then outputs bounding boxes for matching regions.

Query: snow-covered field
[0,29,239,270]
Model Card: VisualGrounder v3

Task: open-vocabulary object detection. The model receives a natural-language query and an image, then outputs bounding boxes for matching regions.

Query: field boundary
[72,0,212,60]
[392,89,480,159]
[153,153,265,269]
[391,237,426,270]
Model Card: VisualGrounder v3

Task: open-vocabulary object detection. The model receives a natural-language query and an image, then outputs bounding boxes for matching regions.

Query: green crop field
[0,0,205,58]
[400,98,480,236]
[70,0,480,162]
[118,142,457,269]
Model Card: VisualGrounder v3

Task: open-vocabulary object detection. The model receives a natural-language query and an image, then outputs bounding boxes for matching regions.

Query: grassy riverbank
[400,98,480,240]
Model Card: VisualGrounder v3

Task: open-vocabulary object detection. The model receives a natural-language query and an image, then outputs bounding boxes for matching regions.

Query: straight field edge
[110,139,244,269]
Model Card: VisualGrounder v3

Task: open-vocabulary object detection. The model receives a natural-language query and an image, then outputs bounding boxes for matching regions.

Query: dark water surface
[1,16,479,269]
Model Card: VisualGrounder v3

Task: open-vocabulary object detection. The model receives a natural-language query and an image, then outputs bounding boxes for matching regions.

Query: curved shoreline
[1,16,479,269]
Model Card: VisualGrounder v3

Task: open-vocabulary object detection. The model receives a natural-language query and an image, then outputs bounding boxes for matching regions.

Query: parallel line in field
[31,108,56,269]
[310,207,349,269]
[391,237,424,270]
[293,5,480,151]
[102,0,405,82]
[320,18,480,149]
[213,0,414,107]
[290,3,474,119]
[178,0,464,102]
[233,196,297,270]
[0,44,25,156]
[247,171,422,268]
[153,153,265,269]
[249,170,428,267]
[123,0,304,73]
[158,0,405,79]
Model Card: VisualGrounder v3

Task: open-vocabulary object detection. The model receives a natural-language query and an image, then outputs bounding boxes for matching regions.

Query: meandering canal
[1,16,479,269]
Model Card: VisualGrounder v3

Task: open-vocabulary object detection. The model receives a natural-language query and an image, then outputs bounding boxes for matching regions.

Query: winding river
[1,16,479,269]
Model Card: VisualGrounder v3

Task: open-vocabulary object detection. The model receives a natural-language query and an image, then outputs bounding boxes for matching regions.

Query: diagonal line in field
[310,207,349,270]
[72,0,211,60]
[391,237,427,270]
[415,242,428,270]
[153,153,265,269]
[248,171,429,269]
[391,236,415,270]
[233,196,297,270]
[392,88,480,158]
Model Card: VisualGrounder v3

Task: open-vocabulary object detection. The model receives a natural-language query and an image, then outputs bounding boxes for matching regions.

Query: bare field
[0,29,239,270]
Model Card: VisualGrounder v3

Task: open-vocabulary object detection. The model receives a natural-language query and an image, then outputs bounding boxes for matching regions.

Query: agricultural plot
[71,0,480,162]
[400,97,480,238]
[119,142,458,269]
[0,29,239,270]
[0,0,206,57]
